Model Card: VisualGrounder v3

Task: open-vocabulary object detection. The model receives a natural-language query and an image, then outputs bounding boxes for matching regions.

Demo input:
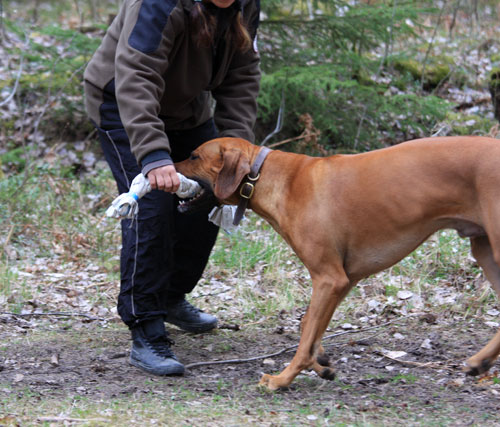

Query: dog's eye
[190,153,200,161]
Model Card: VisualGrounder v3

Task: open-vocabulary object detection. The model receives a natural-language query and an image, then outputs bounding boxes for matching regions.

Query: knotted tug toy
[106,173,239,230]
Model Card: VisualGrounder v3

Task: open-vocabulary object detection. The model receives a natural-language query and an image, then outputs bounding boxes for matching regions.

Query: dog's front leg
[299,311,335,368]
[259,269,351,390]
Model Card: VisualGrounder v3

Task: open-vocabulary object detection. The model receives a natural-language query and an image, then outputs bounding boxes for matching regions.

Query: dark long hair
[190,1,252,52]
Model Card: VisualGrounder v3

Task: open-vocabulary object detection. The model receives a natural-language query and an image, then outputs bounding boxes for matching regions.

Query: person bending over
[84,0,261,375]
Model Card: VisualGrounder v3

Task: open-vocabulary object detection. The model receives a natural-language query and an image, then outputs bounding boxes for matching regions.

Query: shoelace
[147,334,176,359]
[177,300,203,314]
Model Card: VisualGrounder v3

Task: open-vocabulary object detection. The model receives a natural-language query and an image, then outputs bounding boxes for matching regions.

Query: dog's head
[175,137,254,214]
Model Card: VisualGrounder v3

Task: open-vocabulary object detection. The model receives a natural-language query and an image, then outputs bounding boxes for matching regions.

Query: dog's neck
[247,149,299,230]
[232,146,272,226]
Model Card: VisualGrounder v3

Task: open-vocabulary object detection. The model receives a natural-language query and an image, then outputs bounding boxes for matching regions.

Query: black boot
[165,299,218,333]
[129,318,185,375]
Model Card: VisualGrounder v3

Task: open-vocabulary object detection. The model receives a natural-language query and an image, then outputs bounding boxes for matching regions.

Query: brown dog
[175,136,500,390]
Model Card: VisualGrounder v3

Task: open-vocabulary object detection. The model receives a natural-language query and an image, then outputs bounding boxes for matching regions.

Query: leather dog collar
[233,146,272,226]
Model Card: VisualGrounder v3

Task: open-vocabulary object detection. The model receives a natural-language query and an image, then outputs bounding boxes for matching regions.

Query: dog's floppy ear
[214,148,251,200]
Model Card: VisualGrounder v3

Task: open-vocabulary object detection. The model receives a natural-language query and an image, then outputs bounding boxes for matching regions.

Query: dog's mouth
[177,179,218,214]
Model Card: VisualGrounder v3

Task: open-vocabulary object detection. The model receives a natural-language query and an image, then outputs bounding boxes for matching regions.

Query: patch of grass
[0,389,336,426]
[0,163,118,263]
[211,219,286,271]
[390,373,418,384]
[207,214,311,322]
[384,284,399,297]
[390,230,478,284]
[0,262,17,297]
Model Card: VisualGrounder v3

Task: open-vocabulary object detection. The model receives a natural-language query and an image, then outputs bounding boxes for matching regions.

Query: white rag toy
[208,205,239,232]
[105,173,240,229]
[106,173,201,219]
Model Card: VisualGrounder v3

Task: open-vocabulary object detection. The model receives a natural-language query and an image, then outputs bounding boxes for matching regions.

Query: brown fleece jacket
[84,0,261,166]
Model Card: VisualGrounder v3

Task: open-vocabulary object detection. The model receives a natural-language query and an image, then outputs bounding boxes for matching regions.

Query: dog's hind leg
[259,269,352,390]
[465,235,500,375]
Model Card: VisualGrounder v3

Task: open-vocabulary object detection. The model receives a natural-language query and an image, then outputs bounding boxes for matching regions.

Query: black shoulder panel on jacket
[253,0,261,30]
[243,0,260,37]
[129,0,178,53]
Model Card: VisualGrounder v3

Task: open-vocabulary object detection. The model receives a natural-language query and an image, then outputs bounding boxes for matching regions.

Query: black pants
[97,120,219,328]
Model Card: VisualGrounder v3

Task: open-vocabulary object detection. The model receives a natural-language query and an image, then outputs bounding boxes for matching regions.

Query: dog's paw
[316,353,331,367]
[463,358,492,376]
[319,367,336,381]
[258,374,288,391]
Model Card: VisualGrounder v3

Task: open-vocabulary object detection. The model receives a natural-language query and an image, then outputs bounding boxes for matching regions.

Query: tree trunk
[32,0,41,25]
[88,0,99,22]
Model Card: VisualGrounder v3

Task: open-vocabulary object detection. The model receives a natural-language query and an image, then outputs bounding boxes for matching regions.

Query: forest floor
[1,307,500,425]
[1,245,500,425]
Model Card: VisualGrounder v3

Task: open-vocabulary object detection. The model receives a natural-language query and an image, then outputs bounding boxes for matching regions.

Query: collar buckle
[239,181,255,199]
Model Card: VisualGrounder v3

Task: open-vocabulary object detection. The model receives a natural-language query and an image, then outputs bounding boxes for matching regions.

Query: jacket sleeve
[114,0,181,165]
[212,2,261,143]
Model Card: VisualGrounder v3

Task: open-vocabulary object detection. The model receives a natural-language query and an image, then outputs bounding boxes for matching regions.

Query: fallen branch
[185,313,423,370]
[0,311,105,321]
[375,349,453,371]
[38,417,108,423]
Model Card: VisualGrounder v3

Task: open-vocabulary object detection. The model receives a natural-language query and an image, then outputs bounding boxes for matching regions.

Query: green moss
[393,58,422,79]
[392,55,466,89]
[393,58,450,88]
[489,68,500,89]
[444,112,497,136]
[385,284,399,297]
[0,119,16,132]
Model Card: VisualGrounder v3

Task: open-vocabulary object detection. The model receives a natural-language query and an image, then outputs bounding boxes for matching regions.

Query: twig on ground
[0,311,106,321]
[38,417,108,423]
[322,314,423,343]
[185,313,424,370]
[321,326,387,349]
[185,342,295,369]
[375,349,454,371]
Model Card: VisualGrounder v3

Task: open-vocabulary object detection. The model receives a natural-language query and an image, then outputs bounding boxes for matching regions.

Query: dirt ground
[1,312,500,425]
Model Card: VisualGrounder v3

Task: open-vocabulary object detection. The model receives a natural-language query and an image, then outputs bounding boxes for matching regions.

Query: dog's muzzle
[177,180,218,214]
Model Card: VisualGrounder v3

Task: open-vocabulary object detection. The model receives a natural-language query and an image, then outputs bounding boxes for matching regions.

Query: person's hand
[147,164,180,193]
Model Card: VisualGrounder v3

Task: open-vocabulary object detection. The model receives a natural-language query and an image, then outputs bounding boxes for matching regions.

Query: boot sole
[129,356,185,376]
